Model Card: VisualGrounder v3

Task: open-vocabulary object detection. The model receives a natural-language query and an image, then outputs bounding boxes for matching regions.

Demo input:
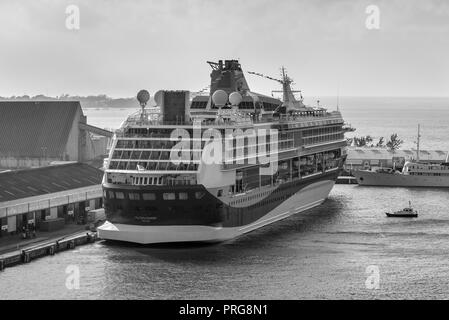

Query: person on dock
[21,226,26,239]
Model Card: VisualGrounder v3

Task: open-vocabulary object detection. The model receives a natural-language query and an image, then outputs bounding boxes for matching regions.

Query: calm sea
[1,97,449,299]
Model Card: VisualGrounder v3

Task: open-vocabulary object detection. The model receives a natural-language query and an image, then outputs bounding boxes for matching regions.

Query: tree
[353,136,367,147]
[346,138,354,146]
[386,133,403,152]
[353,135,374,147]
[376,137,385,148]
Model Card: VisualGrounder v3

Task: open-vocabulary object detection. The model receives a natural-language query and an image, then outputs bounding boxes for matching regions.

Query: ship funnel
[446,151,449,163]
[208,60,250,95]
[154,90,190,124]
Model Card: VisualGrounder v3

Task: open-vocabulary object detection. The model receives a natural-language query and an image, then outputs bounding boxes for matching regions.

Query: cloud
[0,0,447,97]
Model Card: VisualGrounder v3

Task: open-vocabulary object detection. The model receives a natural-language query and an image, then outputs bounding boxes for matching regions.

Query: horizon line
[2,94,449,100]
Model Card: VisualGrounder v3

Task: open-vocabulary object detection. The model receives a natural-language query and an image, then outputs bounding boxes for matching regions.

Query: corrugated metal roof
[347,147,448,161]
[0,101,81,158]
[0,163,103,202]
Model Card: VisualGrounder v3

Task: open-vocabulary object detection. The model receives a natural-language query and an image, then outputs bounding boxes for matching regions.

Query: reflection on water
[1,185,449,300]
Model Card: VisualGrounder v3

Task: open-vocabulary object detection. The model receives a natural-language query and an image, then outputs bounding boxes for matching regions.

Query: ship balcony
[116,110,344,135]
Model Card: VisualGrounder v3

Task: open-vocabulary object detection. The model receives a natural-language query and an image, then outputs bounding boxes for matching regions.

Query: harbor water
[1,185,449,299]
[1,97,449,299]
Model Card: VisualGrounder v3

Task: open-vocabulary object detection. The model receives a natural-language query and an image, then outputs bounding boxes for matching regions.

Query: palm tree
[353,135,374,147]
[346,138,354,146]
[353,136,367,147]
[386,133,403,152]
[376,137,385,148]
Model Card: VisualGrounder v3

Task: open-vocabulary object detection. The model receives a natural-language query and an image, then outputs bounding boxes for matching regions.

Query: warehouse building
[345,147,448,171]
[0,101,112,169]
[0,163,103,236]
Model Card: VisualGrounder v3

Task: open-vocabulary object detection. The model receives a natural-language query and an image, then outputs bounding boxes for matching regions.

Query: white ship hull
[353,170,449,188]
[97,179,335,244]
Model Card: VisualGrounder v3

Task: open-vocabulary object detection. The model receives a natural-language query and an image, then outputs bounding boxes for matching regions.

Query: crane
[247,67,306,110]
[190,85,210,99]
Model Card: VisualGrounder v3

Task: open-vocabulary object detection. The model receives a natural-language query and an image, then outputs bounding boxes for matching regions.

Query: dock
[336,176,358,184]
[0,231,98,271]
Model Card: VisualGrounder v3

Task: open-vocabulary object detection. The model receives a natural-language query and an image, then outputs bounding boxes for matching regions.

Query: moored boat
[354,125,449,188]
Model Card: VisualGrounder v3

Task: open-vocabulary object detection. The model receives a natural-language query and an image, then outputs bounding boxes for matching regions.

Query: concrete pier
[0,231,98,271]
[336,176,358,184]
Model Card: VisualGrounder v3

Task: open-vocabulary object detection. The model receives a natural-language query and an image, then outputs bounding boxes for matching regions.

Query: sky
[0,0,448,98]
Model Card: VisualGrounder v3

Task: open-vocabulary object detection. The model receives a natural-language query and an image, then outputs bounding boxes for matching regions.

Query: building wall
[1,198,102,235]
[64,106,82,161]
[86,135,109,160]
[0,185,102,234]
[344,148,448,172]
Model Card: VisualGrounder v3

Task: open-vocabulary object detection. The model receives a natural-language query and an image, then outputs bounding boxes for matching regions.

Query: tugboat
[385,201,418,218]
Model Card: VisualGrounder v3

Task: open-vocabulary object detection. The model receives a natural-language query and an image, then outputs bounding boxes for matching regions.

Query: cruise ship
[97,60,347,244]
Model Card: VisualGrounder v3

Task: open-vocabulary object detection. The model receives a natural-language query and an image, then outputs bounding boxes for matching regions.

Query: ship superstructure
[98,60,347,244]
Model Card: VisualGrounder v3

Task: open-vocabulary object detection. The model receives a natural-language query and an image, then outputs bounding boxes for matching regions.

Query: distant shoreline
[2,95,448,110]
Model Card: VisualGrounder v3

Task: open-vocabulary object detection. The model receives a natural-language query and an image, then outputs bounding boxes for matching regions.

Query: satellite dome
[154,90,164,106]
[137,90,150,106]
[229,92,242,106]
[212,90,228,107]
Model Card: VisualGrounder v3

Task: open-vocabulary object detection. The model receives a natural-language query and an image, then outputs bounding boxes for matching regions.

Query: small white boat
[385,201,418,218]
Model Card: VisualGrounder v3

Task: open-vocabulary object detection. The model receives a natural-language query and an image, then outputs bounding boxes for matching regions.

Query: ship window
[163,193,176,200]
[108,191,115,199]
[179,192,188,200]
[158,177,163,184]
[142,193,156,200]
[129,193,140,200]
[115,192,125,199]
[195,192,205,199]
[217,189,223,197]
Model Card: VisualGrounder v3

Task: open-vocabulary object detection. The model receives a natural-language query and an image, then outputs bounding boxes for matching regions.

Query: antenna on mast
[337,83,340,112]
[416,124,421,162]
